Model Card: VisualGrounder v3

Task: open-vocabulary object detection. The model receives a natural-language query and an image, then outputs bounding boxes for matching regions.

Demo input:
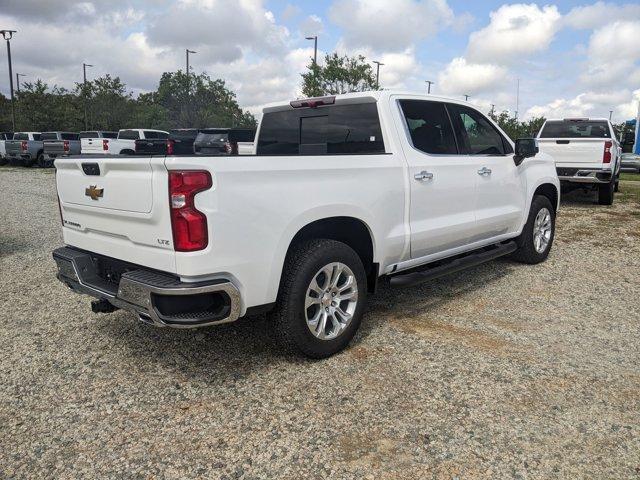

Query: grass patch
[620,172,640,182]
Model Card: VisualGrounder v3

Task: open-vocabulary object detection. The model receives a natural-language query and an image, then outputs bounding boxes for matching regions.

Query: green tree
[489,110,546,140]
[301,53,378,97]
[83,75,137,131]
[15,81,82,131]
[153,71,255,128]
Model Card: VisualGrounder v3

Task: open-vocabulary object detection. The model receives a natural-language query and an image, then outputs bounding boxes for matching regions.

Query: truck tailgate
[537,138,607,168]
[55,156,176,273]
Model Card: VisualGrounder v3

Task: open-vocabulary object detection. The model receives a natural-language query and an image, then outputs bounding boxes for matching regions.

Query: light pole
[425,80,434,94]
[186,49,196,94]
[82,63,93,130]
[464,94,470,101]
[373,60,384,90]
[609,110,613,121]
[490,104,495,116]
[16,73,26,93]
[1,29,17,131]
[305,36,317,65]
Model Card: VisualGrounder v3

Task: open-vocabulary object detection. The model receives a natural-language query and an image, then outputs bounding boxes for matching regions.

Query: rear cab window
[539,120,612,138]
[102,132,118,139]
[41,132,59,141]
[257,101,385,155]
[13,133,28,141]
[79,132,99,139]
[61,133,79,141]
[143,131,169,140]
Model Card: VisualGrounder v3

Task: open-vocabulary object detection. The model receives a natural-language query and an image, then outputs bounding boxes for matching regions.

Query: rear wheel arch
[282,216,378,293]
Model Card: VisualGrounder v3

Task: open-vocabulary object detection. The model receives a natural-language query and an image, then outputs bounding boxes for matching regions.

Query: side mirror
[513,138,539,166]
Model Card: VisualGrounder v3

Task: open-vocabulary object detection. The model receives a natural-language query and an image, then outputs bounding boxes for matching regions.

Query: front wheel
[268,239,367,359]
[512,195,555,264]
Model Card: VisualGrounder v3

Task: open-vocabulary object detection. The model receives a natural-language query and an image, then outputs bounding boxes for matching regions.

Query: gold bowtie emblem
[85,185,104,200]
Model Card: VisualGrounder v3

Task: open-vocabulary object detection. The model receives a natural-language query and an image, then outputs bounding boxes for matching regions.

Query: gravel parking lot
[1,166,639,479]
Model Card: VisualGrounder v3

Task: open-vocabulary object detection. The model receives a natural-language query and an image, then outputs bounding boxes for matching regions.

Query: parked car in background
[108,129,169,155]
[42,132,81,167]
[5,132,43,167]
[193,128,255,155]
[133,129,198,156]
[621,153,640,173]
[53,91,559,358]
[537,118,621,205]
[0,132,13,165]
[79,131,118,155]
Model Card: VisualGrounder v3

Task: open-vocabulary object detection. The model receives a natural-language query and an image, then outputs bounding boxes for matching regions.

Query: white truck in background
[537,118,621,205]
[107,129,169,155]
[80,131,118,155]
[53,91,560,358]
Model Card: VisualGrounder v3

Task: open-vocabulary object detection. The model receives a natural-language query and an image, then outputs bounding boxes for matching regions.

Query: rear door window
[539,120,611,138]
[257,103,385,155]
[447,104,512,155]
[119,130,140,140]
[399,100,458,154]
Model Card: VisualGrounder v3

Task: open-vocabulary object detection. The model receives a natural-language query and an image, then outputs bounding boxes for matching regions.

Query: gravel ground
[1,166,639,479]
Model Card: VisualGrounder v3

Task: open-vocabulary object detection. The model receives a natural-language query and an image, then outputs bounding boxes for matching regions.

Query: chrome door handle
[477,167,492,176]
[414,171,433,181]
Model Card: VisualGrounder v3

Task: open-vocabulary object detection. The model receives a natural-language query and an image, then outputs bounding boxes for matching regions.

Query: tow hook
[91,299,119,314]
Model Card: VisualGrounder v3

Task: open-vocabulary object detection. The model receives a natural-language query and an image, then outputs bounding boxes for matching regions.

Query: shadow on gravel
[0,236,33,257]
[96,256,513,384]
[560,186,601,207]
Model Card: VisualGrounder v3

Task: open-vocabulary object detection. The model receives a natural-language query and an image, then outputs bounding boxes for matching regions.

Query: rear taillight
[21,141,27,152]
[166,139,175,155]
[603,140,612,164]
[102,139,109,151]
[63,140,70,153]
[168,171,212,252]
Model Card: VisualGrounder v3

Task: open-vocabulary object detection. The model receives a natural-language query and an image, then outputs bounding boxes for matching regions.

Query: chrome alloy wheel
[305,262,358,340]
[533,207,552,254]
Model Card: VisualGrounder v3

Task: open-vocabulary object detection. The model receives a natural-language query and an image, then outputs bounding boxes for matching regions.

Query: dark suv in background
[193,128,255,155]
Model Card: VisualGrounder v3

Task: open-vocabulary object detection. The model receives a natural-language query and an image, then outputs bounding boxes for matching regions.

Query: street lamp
[16,72,26,93]
[186,49,196,75]
[464,94,470,101]
[1,29,17,131]
[82,63,93,130]
[425,80,434,94]
[372,60,384,90]
[305,36,317,65]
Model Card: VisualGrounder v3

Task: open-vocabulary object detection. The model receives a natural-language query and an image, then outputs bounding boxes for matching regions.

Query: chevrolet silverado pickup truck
[0,132,12,165]
[537,118,621,205]
[53,91,559,358]
[42,132,81,167]
[79,131,118,155]
[110,129,169,155]
[134,129,199,156]
[5,132,42,166]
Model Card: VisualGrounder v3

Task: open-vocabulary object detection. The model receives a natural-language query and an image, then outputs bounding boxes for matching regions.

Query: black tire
[598,180,614,205]
[0,156,7,166]
[120,149,134,155]
[511,195,555,264]
[24,155,37,168]
[268,239,367,359]
[36,152,47,168]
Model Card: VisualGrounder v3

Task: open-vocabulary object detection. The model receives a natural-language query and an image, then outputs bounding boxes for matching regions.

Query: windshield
[540,120,611,139]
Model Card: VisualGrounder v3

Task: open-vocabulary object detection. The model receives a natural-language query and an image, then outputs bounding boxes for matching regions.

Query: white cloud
[281,4,302,22]
[437,57,508,96]
[526,89,640,122]
[564,1,640,29]
[467,4,561,64]
[329,0,454,51]
[299,15,323,37]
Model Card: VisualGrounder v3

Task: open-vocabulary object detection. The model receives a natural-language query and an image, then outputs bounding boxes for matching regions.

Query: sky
[0,0,639,122]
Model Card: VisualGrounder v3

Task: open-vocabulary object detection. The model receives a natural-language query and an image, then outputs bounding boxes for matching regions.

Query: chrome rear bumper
[53,246,241,328]
[556,167,613,184]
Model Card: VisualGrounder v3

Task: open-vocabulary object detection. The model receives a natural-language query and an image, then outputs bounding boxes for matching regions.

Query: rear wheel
[598,179,614,205]
[268,239,367,358]
[36,153,47,168]
[512,195,555,264]
[0,156,7,166]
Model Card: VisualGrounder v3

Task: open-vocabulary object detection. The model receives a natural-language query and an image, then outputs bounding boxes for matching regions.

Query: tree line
[0,70,256,132]
[1,52,623,140]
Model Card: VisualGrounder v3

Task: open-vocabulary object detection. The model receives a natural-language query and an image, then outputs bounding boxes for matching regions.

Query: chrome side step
[389,241,517,288]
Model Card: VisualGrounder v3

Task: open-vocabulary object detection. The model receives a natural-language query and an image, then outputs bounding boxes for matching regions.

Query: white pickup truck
[537,118,621,205]
[107,129,169,155]
[53,91,559,358]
